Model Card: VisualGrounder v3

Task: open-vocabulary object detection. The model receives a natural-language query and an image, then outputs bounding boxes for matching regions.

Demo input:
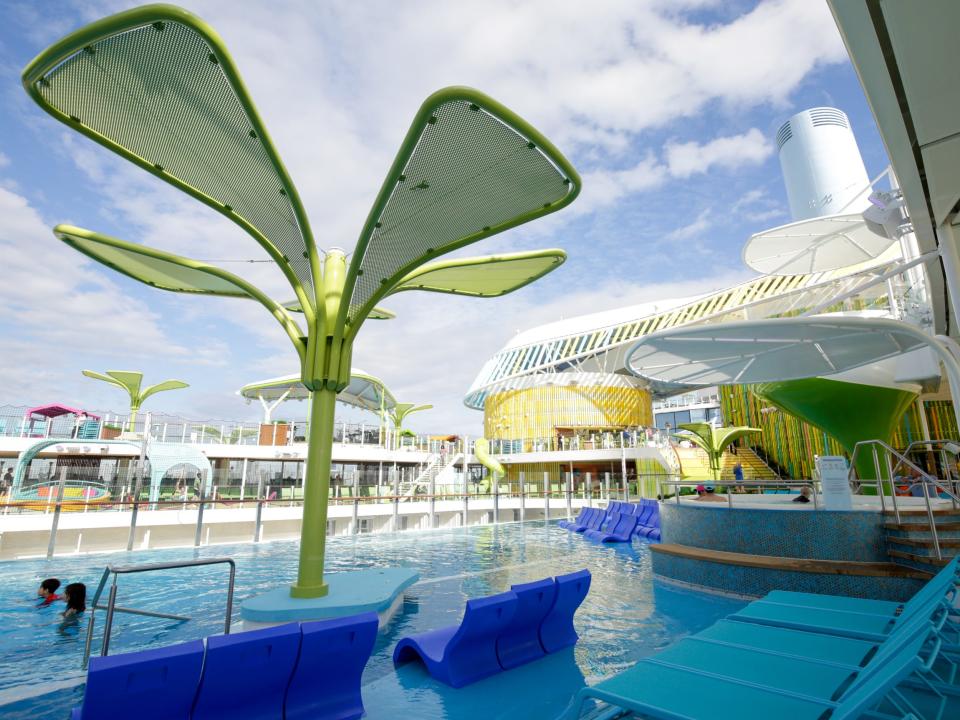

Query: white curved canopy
[742,213,896,275]
[238,369,396,412]
[626,317,930,386]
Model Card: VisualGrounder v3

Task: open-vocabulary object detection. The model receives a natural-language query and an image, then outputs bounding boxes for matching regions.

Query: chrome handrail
[850,439,959,563]
[82,557,236,669]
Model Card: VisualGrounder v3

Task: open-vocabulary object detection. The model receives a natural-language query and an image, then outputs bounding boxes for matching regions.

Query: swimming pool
[0,521,745,719]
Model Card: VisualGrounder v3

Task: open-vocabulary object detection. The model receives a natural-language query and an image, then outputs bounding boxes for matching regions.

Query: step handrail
[82,557,236,669]
[850,439,959,563]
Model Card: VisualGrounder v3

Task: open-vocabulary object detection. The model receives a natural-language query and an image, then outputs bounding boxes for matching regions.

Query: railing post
[462,467,469,527]
[586,472,592,507]
[429,470,436,530]
[493,470,499,524]
[352,495,359,534]
[920,480,942,561]
[392,465,399,532]
[126,462,145,552]
[565,471,572,520]
[519,471,526,523]
[543,471,550,521]
[194,470,207,547]
[604,471,610,502]
[101,580,119,657]
[46,467,68,559]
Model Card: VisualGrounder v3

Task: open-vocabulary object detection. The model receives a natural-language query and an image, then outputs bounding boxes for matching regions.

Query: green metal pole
[128,404,139,432]
[291,386,335,598]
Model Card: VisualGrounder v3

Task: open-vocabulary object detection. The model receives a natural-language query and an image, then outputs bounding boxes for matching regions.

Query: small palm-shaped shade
[24,4,581,599]
[674,422,761,481]
[389,403,434,430]
[82,369,188,431]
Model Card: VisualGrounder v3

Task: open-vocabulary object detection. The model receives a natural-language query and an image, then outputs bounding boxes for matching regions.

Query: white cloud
[663,208,712,243]
[666,128,773,178]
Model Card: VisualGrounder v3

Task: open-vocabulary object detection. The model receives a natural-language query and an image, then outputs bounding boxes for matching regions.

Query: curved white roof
[625,316,929,386]
[743,213,897,275]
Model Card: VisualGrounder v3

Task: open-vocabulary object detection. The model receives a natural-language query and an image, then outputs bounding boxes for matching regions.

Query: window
[358,518,370,534]
[399,516,409,531]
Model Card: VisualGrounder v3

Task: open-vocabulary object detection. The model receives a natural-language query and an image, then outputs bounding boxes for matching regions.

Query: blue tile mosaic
[660,503,887,561]
[651,552,924,602]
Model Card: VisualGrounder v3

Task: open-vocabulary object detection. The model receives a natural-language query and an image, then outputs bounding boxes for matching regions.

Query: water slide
[473,437,505,479]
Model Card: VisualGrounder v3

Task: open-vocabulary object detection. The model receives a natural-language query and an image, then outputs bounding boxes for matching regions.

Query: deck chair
[71,640,204,720]
[393,590,518,688]
[285,612,379,720]
[540,569,591,653]
[192,623,301,720]
[584,512,638,543]
[496,578,557,669]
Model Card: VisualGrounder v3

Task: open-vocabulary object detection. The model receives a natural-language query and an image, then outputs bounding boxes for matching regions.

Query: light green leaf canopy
[389,402,433,430]
[281,300,395,320]
[83,369,188,430]
[23,4,320,316]
[239,369,396,412]
[390,249,565,297]
[674,422,761,482]
[55,225,306,360]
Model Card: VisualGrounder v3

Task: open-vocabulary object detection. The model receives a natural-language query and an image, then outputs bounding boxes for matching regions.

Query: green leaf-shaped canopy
[389,249,565,297]
[342,86,580,337]
[56,224,305,358]
[23,4,318,313]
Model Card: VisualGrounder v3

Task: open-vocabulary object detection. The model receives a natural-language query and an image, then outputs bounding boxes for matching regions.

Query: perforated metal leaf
[24,6,316,301]
[390,249,565,297]
[344,87,580,335]
[57,225,263,298]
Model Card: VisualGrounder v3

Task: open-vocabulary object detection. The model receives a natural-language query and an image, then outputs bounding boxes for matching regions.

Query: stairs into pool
[883,508,960,572]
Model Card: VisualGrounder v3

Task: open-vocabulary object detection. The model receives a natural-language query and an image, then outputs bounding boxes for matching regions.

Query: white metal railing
[483,427,671,455]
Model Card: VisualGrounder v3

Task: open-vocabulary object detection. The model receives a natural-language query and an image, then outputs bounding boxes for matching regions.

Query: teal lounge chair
[558,615,942,720]
[728,557,958,641]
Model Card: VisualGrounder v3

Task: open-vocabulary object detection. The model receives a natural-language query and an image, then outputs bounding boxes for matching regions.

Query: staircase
[673,446,778,482]
[882,508,960,575]
[398,452,462,498]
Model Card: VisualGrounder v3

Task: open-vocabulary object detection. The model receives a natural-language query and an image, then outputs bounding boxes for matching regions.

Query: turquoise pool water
[0,521,745,719]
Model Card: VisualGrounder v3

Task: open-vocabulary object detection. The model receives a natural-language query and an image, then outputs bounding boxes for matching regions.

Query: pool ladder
[82,557,236,669]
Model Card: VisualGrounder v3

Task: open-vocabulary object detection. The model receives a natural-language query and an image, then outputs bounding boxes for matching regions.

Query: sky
[0,0,893,435]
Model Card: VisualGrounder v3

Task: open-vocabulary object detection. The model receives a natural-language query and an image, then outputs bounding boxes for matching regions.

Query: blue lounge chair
[71,640,204,720]
[576,508,606,533]
[496,578,557,669]
[558,617,941,720]
[285,612,379,720]
[558,507,589,531]
[393,590,518,688]
[540,569,591,653]
[563,507,600,532]
[584,512,638,543]
[192,623,301,720]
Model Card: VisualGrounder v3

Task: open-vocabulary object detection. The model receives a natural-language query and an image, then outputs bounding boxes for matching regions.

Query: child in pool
[60,583,86,625]
[37,578,61,606]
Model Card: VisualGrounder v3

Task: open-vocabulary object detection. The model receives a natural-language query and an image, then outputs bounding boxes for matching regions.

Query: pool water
[0,521,745,719]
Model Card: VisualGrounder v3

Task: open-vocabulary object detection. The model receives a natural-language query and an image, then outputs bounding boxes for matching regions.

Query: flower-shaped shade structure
[24,4,580,598]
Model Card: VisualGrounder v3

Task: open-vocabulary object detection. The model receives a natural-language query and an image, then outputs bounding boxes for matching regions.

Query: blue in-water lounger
[285,612,379,720]
[393,590,518,688]
[496,577,558,669]
[584,512,638,543]
[71,640,204,720]
[569,507,601,532]
[540,569,591,653]
[559,507,591,530]
[192,623,301,720]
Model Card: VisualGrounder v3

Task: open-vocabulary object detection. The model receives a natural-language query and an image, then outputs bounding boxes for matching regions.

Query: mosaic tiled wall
[659,503,887,561]
[652,553,924,601]
[721,386,958,479]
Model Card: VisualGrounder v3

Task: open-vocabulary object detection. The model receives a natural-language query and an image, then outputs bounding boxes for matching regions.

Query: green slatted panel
[348,98,572,325]
[30,16,315,298]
